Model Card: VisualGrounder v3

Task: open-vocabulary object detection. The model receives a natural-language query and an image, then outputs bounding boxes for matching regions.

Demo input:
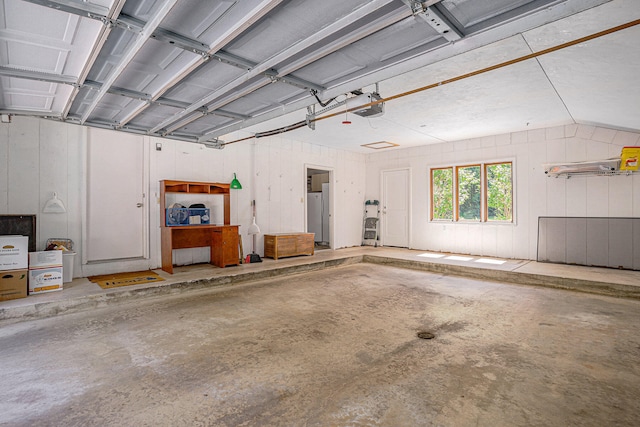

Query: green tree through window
[431,168,453,220]
[457,165,481,220]
[486,163,512,221]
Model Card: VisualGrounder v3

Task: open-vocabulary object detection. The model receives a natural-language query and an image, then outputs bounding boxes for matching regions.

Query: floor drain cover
[417,331,435,340]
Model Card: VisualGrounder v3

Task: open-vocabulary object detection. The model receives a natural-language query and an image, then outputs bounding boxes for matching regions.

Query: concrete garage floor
[1,259,640,426]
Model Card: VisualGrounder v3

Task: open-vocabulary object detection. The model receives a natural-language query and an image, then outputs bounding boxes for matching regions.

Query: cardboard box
[29,250,63,269]
[0,235,29,271]
[28,267,63,294]
[0,269,28,301]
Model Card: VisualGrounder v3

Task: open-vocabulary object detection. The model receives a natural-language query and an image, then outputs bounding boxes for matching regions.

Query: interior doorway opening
[306,167,332,251]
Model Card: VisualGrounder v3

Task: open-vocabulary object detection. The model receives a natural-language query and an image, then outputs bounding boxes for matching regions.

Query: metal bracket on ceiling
[420,6,462,41]
[402,1,462,41]
[264,69,279,83]
[90,15,116,29]
[403,0,441,15]
[202,139,225,149]
[264,69,325,92]
[306,106,316,131]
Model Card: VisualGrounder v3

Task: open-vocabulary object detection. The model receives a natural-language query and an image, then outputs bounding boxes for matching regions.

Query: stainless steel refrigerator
[307,183,329,244]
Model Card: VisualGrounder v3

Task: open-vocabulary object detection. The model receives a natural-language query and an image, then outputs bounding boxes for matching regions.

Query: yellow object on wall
[620,146,640,171]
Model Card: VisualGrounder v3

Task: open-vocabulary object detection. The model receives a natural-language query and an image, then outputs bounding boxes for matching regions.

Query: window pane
[486,162,513,221]
[457,165,481,220]
[431,168,453,220]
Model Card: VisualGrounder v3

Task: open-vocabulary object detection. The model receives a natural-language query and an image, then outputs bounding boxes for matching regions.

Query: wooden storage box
[263,233,314,260]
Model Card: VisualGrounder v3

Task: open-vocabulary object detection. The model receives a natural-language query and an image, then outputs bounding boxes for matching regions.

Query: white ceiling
[0,0,638,153]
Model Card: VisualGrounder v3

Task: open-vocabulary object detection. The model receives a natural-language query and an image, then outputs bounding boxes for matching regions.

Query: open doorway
[306,166,332,251]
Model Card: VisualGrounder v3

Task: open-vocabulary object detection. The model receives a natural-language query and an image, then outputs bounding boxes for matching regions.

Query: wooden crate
[263,233,314,260]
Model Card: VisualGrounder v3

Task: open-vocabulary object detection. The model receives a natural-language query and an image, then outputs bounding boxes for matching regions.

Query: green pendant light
[230,173,242,189]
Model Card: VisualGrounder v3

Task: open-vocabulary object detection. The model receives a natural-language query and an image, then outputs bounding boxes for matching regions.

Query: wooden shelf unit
[160,180,238,273]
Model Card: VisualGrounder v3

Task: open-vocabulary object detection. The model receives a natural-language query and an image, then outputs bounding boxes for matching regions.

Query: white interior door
[382,168,410,248]
[86,129,147,262]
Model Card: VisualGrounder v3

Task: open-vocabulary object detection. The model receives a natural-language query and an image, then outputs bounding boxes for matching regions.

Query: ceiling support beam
[152,0,405,136]
[210,110,250,120]
[20,0,109,18]
[263,70,325,92]
[0,66,78,85]
[79,0,179,124]
[0,108,62,119]
[213,51,256,70]
[83,80,151,101]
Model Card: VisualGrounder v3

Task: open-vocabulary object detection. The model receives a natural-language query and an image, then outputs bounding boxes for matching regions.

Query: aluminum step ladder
[362,200,380,246]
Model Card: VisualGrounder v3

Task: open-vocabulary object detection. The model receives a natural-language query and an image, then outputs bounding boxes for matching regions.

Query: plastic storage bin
[62,251,76,283]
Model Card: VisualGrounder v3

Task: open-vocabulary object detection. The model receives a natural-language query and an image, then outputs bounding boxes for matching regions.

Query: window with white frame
[430,161,513,222]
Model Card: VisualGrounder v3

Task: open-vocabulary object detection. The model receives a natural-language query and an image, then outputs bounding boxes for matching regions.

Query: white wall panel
[527,142,548,258]
[0,117,85,277]
[565,179,587,217]
[453,223,469,254]
[608,175,633,217]
[585,177,609,217]
[546,178,567,217]
[8,117,38,214]
[366,122,640,261]
[481,226,497,257]
[0,123,8,213]
[267,142,282,232]
[545,139,567,216]
[38,120,68,249]
[496,224,514,259]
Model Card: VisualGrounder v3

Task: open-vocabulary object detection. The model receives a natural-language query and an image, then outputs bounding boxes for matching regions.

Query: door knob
[136,203,143,207]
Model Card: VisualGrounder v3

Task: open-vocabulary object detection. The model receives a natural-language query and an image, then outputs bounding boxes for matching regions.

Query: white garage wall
[151,133,366,265]
[365,124,640,260]
[0,117,85,263]
[4,116,636,275]
[0,117,366,277]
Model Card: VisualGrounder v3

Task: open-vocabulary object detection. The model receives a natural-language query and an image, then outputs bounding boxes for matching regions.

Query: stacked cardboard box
[0,235,29,301]
[28,250,63,294]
